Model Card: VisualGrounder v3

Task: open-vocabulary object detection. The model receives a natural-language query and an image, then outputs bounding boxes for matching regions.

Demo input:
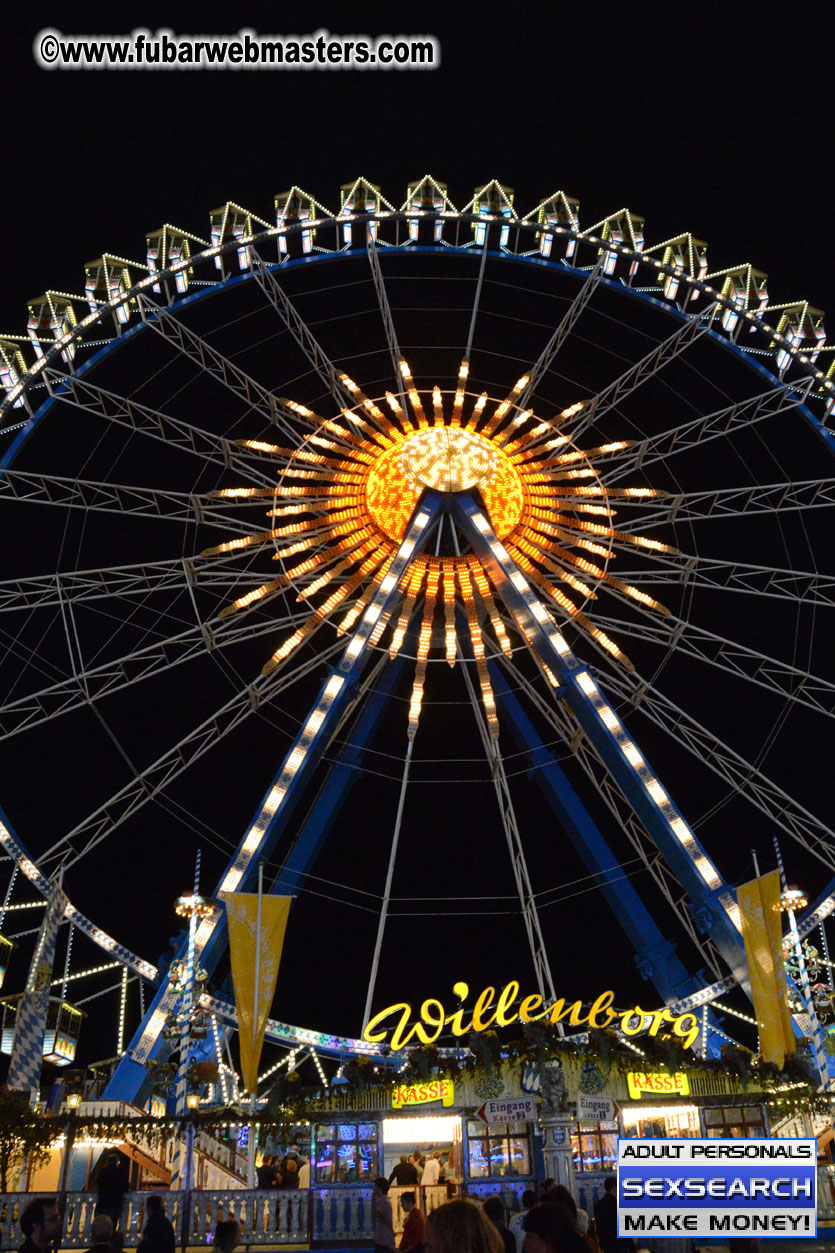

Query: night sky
[1,0,834,1084]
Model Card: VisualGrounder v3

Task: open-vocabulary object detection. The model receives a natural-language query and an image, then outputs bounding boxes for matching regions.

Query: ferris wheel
[1,176,834,1100]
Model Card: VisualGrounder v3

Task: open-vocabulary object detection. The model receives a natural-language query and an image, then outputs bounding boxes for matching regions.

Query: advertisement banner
[225,893,291,1094]
[617,1138,816,1240]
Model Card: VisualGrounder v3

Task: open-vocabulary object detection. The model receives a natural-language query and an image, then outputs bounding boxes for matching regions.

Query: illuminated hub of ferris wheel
[0,176,834,1097]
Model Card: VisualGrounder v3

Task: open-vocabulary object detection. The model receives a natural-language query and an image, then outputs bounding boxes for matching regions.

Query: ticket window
[703,1105,768,1139]
[572,1121,618,1174]
[466,1121,532,1180]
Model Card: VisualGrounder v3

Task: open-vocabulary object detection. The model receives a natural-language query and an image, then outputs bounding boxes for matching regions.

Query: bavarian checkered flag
[6,879,65,1099]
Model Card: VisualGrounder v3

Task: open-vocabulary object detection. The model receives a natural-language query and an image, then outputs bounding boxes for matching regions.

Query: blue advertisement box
[616,1138,817,1240]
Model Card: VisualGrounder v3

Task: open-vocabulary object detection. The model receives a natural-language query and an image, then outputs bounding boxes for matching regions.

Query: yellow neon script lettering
[472,986,497,1031]
[673,1012,699,1050]
[362,983,700,1050]
[519,994,547,1022]
[620,1008,647,1036]
[417,998,446,1044]
[364,1001,412,1046]
[445,981,471,1036]
[587,990,616,1028]
[495,981,520,1027]
[549,998,587,1027]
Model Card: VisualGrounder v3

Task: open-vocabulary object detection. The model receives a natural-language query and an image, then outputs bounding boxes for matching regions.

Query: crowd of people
[16,1196,239,1253]
[19,1163,695,1253]
[254,1144,310,1189]
[371,1174,682,1253]
[388,1149,451,1187]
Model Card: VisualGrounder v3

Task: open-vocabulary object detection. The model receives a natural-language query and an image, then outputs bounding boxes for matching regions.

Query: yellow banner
[737,870,795,1068]
[225,893,291,1094]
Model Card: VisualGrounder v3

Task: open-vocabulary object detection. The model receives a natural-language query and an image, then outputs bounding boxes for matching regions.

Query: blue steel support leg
[491,662,709,1006]
[451,492,747,988]
[105,495,442,1102]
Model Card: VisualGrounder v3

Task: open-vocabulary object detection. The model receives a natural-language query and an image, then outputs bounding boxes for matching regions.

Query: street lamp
[59,1092,83,1206]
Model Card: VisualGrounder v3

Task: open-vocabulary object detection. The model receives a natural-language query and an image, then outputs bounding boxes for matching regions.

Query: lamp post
[58,1091,82,1240]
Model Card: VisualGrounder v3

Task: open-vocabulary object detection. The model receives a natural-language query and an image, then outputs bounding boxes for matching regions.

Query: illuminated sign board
[627,1071,690,1100]
[617,1138,816,1239]
[392,1079,454,1110]
[364,980,700,1052]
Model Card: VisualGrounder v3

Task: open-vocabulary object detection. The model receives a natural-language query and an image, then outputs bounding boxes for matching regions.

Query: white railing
[189,1189,309,1245]
[0,1189,372,1248]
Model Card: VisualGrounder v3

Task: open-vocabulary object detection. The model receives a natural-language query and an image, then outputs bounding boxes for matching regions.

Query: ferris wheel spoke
[592,611,835,719]
[367,237,405,391]
[248,249,357,413]
[516,254,607,412]
[464,233,490,359]
[43,638,346,871]
[458,648,556,1003]
[612,553,835,609]
[0,469,270,530]
[0,557,281,614]
[602,666,835,875]
[0,608,307,742]
[40,367,276,485]
[599,377,817,486]
[612,476,835,531]
[135,294,304,446]
[566,304,718,442]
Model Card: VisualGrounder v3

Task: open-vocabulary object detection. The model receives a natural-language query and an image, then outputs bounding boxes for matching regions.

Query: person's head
[91,1216,113,1244]
[400,1154,408,1165]
[213,1220,240,1253]
[401,1192,416,1213]
[523,1204,580,1253]
[541,1184,577,1223]
[374,1176,390,1197]
[20,1199,61,1250]
[261,1154,272,1166]
[145,1196,164,1218]
[433,1151,441,1160]
[285,1159,297,1174]
[603,1175,617,1195]
[482,1196,506,1227]
[424,1199,504,1253]
[108,1152,121,1166]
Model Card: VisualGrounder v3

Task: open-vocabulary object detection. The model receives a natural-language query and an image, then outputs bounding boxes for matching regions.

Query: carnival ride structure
[0,177,834,1107]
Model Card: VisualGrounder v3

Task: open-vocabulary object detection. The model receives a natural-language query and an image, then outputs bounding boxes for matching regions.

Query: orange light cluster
[206,356,675,722]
